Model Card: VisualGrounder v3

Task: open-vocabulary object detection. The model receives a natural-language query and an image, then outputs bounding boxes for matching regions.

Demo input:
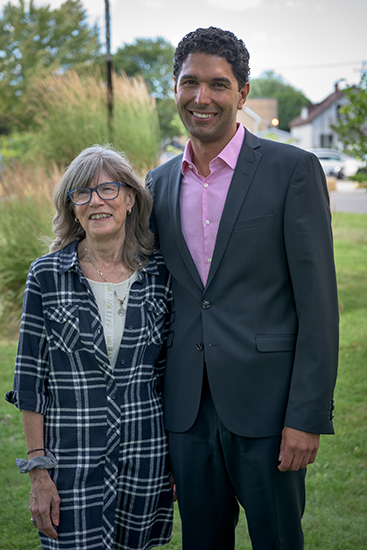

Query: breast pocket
[233,213,276,231]
[145,298,169,346]
[45,305,83,354]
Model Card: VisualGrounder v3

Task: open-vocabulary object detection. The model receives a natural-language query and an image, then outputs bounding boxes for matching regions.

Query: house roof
[241,104,262,122]
[289,85,344,128]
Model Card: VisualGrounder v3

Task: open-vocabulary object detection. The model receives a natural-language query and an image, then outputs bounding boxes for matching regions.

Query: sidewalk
[329,180,367,214]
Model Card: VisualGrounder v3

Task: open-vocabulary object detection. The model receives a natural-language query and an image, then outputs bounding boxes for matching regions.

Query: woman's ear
[126,189,136,211]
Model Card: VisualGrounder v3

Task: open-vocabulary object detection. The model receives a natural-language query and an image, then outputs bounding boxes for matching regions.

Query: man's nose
[194,84,211,105]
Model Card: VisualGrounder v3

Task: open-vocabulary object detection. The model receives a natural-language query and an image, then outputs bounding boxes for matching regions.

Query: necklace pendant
[117,304,126,316]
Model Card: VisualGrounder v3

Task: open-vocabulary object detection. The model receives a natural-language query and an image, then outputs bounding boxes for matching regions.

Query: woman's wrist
[27,448,46,457]
[15,450,58,474]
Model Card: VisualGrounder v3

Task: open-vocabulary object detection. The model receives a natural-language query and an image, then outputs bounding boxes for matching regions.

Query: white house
[289,83,348,150]
[237,104,262,135]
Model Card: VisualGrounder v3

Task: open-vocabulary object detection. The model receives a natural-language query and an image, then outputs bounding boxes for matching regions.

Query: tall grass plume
[0,163,60,336]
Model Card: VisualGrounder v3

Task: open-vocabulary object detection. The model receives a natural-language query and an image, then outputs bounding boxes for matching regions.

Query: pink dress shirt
[180,124,245,285]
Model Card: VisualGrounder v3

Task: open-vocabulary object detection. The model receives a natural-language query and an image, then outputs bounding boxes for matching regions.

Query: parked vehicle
[309,148,364,179]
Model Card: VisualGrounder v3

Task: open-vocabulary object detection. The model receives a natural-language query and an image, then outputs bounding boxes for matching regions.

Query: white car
[309,148,363,179]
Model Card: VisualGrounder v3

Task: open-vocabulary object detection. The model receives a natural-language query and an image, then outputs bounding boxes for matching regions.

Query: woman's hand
[29,468,60,539]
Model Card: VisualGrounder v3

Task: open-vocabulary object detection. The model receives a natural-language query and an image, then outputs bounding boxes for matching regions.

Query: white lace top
[87,271,138,368]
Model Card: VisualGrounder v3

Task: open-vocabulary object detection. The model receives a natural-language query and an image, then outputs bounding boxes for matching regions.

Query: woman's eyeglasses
[67,182,130,206]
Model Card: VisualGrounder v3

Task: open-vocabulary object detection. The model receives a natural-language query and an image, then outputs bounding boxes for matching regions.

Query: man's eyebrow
[179,73,197,80]
[179,74,233,85]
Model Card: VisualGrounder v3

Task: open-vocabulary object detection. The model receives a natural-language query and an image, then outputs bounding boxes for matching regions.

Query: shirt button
[196,342,204,351]
[106,321,111,328]
[107,302,112,309]
[205,220,210,225]
[107,285,112,292]
[207,258,212,263]
[204,183,208,188]
[189,164,193,169]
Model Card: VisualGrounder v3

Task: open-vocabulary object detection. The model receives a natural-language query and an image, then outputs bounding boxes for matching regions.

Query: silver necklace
[84,245,131,316]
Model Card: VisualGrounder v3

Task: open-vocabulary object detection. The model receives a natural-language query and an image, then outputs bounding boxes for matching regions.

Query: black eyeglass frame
[67,181,131,206]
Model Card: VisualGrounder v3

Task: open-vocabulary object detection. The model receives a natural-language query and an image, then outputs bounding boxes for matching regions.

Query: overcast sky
[1,0,366,103]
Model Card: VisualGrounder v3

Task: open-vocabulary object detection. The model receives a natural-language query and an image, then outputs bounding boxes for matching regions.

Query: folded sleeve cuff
[5,390,50,415]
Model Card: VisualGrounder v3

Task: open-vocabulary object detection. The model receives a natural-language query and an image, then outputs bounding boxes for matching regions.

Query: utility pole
[105,0,113,137]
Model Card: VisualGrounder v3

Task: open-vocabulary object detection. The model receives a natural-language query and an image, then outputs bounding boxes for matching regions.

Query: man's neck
[189,129,238,178]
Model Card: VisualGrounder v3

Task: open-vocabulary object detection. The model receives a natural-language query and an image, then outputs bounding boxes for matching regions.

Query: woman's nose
[89,188,105,205]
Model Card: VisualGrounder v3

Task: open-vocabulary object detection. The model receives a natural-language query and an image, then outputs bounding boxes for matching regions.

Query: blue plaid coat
[7,240,173,550]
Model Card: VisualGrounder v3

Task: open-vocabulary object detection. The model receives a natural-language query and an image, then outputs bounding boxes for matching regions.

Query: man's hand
[169,473,177,503]
[278,427,320,472]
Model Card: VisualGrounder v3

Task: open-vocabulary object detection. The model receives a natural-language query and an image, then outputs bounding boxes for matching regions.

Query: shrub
[0,163,59,335]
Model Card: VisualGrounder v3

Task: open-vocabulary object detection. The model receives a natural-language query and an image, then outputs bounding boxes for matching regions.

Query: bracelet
[27,448,46,456]
[15,450,58,474]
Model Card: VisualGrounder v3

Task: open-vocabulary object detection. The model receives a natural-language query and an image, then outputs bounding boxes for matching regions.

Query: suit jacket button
[202,300,211,309]
[196,342,204,351]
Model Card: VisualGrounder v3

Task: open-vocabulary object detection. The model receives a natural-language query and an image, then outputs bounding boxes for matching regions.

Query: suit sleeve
[145,171,160,250]
[283,152,339,434]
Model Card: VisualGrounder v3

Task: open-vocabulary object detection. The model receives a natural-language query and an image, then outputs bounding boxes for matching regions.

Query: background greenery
[0,0,318,149]
[1,212,366,549]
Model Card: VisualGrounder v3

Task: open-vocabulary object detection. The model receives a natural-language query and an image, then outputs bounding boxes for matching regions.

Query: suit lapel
[167,157,204,291]
[205,130,262,290]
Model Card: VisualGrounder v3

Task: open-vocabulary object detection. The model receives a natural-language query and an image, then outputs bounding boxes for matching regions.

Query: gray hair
[51,145,154,270]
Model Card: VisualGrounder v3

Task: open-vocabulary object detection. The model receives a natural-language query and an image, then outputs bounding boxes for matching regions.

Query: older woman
[6,146,173,549]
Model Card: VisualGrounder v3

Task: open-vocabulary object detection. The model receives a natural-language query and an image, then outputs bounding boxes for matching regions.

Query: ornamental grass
[0,163,58,336]
[23,69,160,174]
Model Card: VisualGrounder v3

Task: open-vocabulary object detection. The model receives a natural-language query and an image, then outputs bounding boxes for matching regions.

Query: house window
[320,134,333,148]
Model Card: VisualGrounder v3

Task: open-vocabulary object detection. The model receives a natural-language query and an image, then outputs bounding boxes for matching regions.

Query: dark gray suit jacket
[146,129,339,438]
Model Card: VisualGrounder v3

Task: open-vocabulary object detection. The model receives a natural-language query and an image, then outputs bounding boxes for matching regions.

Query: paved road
[329,181,367,214]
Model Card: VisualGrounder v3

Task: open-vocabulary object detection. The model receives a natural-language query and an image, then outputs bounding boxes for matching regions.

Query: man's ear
[237,82,250,110]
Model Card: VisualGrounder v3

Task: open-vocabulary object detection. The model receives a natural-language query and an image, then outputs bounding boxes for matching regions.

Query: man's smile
[190,111,218,119]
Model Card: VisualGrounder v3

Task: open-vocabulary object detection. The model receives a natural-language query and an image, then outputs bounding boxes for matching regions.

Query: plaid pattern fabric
[9,240,173,550]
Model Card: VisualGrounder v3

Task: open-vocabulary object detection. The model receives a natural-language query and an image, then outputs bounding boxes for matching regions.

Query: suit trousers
[168,369,306,550]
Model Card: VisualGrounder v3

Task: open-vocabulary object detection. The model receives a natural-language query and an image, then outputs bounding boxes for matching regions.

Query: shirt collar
[182,123,245,175]
[59,239,79,273]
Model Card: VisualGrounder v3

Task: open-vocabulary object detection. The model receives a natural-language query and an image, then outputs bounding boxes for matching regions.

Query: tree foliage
[0,0,101,132]
[114,37,175,99]
[113,37,180,139]
[332,73,367,160]
[249,70,311,132]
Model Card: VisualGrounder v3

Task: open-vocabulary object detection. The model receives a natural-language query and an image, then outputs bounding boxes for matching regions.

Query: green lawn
[1,212,366,549]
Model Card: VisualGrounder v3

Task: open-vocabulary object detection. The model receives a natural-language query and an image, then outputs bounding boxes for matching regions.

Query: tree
[249,70,311,132]
[114,37,175,99]
[332,72,367,160]
[0,0,101,133]
[113,37,179,139]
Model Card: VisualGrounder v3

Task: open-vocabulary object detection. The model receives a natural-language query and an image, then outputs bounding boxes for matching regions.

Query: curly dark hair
[173,27,250,90]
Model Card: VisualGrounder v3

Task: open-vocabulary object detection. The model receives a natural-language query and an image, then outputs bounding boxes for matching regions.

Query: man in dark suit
[146,27,339,550]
